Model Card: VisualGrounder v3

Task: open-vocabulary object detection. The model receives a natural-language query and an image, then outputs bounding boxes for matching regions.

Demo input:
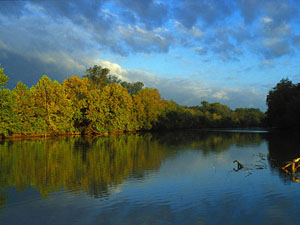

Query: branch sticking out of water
[282,158,300,174]
[233,160,244,172]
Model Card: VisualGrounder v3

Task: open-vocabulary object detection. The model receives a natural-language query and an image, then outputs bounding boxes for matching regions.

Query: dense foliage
[266,78,300,129]
[154,100,265,130]
[0,64,266,137]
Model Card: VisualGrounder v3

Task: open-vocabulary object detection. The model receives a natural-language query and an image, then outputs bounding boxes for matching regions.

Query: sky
[1,0,300,111]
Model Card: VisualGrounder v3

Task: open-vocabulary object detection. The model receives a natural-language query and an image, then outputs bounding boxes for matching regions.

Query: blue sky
[1,0,300,111]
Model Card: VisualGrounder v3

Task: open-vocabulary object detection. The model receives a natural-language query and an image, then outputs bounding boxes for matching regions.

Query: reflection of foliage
[152,130,265,154]
[267,132,300,167]
[0,134,169,200]
[0,130,267,209]
[267,132,300,183]
[0,192,7,211]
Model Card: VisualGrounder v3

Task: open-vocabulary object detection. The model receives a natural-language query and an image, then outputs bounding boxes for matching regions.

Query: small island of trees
[2,63,293,138]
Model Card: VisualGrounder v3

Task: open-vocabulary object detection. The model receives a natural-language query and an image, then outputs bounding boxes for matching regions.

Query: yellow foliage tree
[31,76,74,134]
[135,88,164,130]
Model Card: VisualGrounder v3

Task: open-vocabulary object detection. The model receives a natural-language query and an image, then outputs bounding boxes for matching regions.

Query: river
[0,130,300,225]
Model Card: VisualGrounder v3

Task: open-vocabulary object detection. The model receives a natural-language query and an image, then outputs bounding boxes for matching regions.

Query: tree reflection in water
[0,130,266,210]
[267,132,300,183]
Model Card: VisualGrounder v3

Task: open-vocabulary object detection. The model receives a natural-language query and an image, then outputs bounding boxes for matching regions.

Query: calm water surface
[0,130,300,225]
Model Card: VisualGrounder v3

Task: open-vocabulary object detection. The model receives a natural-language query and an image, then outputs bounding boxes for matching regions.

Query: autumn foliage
[0,65,165,136]
[0,64,266,137]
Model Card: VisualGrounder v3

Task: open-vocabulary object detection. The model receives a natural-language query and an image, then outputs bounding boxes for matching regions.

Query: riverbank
[0,130,140,140]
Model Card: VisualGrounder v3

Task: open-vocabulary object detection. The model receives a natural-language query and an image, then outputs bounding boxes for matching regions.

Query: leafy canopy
[0,65,8,88]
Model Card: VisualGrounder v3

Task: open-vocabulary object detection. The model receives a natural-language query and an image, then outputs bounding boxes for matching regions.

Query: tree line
[0,64,266,137]
[154,100,265,130]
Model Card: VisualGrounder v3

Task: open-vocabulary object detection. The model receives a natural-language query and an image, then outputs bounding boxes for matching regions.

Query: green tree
[13,82,35,134]
[154,100,196,130]
[0,66,8,88]
[31,75,74,134]
[84,65,110,89]
[196,101,234,127]
[266,78,300,128]
[234,108,265,127]
[0,65,17,135]
[63,76,91,132]
[135,88,164,130]
[84,65,144,95]
[266,78,295,128]
[131,94,144,130]
[86,83,134,133]
[120,81,144,95]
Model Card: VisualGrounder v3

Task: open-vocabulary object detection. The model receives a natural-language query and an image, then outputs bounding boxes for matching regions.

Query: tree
[84,65,144,95]
[196,101,234,127]
[0,65,17,135]
[135,88,164,130]
[266,78,300,128]
[31,75,74,134]
[131,94,145,130]
[266,78,295,128]
[120,81,144,95]
[0,65,8,88]
[154,100,197,130]
[84,65,110,89]
[86,83,134,133]
[13,82,35,134]
[62,76,91,132]
[234,108,265,127]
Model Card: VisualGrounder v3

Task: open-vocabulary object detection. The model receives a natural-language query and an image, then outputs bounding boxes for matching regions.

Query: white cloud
[212,91,229,100]
[262,17,272,24]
